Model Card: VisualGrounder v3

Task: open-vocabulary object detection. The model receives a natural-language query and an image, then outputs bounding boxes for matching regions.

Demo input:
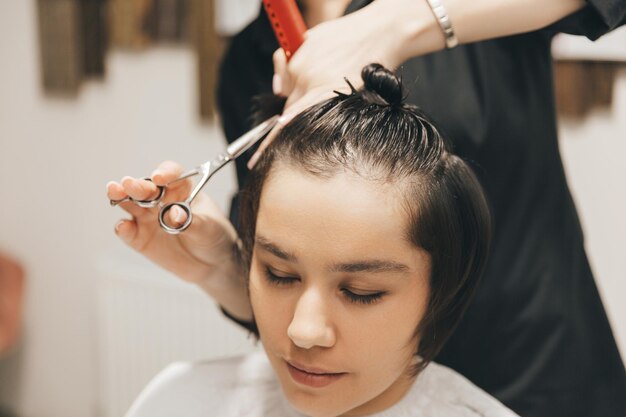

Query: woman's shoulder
[125,351,290,417]
[386,361,520,417]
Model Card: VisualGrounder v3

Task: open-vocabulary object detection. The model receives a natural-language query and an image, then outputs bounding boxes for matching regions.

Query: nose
[287,287,336,349]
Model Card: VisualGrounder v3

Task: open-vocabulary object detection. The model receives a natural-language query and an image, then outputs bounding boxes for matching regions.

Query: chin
[288,403,344,417]
[282,387,352,417]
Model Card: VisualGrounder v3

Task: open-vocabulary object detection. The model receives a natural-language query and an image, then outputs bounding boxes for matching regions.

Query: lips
[286,360,347,388]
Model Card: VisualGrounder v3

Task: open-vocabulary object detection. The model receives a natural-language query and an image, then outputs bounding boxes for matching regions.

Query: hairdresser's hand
[107,161,253,321]
[248,0,426,168]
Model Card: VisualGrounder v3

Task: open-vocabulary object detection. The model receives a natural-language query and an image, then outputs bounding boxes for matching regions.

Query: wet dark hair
[239,63,491,374]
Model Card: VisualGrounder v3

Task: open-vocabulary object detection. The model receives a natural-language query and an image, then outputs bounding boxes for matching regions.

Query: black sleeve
[546,0,626,40]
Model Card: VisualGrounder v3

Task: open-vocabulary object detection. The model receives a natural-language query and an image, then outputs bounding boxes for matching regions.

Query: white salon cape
[126,351,519,417]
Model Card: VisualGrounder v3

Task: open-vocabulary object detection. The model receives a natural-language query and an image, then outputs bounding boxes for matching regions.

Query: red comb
[262,0,307,61]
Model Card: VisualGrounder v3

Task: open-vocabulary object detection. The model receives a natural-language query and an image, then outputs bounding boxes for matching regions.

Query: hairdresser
[110,0,626,415]
[218,0,626,415]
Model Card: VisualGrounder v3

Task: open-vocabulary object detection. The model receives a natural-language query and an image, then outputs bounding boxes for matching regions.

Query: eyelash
[263,268,386,305]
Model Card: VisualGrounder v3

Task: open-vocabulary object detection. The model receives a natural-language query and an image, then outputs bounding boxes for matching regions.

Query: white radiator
[96,249,256,417]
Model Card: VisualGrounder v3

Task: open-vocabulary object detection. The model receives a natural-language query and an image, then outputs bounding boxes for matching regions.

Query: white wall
[0,1,624,416]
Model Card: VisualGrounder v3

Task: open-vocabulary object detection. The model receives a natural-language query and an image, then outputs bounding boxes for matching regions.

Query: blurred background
[0,1,624,416]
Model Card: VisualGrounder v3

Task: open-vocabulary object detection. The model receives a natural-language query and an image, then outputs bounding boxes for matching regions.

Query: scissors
[111,0,305,234]
[110,115,280,235]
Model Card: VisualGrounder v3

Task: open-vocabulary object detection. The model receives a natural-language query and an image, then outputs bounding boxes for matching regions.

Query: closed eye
[264,267,299,286]
[341,288,386,305]
[263,267,386,305]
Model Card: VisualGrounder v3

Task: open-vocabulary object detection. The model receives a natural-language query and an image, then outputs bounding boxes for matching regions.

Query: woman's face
[249,163,431,417]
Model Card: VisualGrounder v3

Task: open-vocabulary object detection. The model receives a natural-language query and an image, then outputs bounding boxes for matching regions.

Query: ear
[0,252,25,356]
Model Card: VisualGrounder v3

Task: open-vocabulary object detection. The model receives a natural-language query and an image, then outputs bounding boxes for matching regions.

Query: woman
[123,65,514,416]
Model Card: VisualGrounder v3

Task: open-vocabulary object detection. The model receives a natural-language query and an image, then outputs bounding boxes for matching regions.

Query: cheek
[343,285,427,374]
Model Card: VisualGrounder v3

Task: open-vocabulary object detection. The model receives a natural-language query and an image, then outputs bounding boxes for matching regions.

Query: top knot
[361,63,403,107]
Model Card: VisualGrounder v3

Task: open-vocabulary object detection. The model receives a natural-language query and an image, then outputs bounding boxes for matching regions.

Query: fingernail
[173,206,185,223]
[272,74,283,96]
[115,220,125,234]
[120,176,132,187]
[247,152,261,170]
[151,169,163,180]
[122,177,141,193]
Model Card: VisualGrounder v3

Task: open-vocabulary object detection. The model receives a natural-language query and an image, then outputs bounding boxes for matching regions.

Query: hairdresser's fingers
[176,196,239,259]
[107,181,128,201]
[114,218,139,245]
[272,48,293,96]
[152,161,195,205]
[116,201,151,219]
[114,216,171,253]
[107,181,149,218]
[114,208,189,254]
[122,169,191,207]
[151,160,185,186]
[121,176,161,203]
[164,204,189,229]
[113,206,187,247]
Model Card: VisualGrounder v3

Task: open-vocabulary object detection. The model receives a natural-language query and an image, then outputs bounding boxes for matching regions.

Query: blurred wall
[0,1,248,416]
[0,1,624,417]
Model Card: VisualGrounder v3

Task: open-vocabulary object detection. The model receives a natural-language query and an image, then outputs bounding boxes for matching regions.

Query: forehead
[256,164,421,266]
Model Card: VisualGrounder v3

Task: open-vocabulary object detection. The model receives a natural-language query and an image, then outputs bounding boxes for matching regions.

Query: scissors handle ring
[158,202,193,235]
[109,177,166,208]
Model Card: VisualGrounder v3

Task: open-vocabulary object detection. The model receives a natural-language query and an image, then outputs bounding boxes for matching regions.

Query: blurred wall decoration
[81,0,108,76]
[37,0,84,94]
[36,0,222,119]
[554,61,619,118]
[553,29,626,119]
[107,0,154,48]
[192,0,222,118]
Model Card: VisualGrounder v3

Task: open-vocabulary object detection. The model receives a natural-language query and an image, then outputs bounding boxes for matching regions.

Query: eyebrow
[255,236,410,274]
[255,236,297,262]
[330,261,409,274]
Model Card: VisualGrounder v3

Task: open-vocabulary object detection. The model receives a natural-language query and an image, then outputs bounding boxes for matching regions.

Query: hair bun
[361,63,403,107]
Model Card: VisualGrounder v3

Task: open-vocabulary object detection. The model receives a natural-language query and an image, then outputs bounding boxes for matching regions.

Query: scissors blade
[226,115,280,159]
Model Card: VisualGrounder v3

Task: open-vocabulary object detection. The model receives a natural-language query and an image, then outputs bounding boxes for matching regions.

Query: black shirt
[217,1,626,416]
